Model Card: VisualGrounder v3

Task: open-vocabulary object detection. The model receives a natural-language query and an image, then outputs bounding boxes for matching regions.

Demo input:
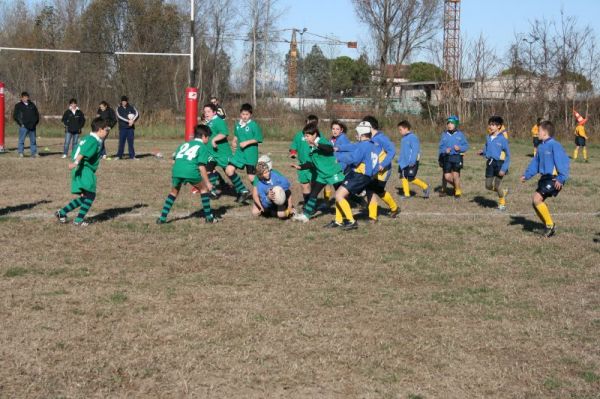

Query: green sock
[230,173,247,194]
[60,198,83,215]
[160,194,176,220]
[201,193,213,219]
[209,173,219,187]
[303,196,317,217]
[74,195,95,223]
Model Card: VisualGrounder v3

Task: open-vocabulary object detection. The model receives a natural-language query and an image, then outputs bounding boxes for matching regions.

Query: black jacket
[13,101,40,130]
[96,107,117,128]
[62,108,86,133]
[117,104,139,129]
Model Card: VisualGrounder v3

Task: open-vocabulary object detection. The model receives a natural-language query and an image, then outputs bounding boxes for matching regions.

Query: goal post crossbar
[0,46,190,57]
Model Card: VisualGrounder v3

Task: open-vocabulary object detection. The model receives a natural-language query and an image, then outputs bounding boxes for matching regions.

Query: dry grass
[0,134,599,398]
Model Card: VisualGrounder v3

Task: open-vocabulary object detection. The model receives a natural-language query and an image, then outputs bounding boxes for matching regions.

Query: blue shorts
[537,175,562,199]
[399,162,419,180]
[442,154,463,173]
[342,171,372,195]
[485,159,505,178]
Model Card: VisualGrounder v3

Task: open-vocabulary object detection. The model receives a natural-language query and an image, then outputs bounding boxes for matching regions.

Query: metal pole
[189,0,195,87]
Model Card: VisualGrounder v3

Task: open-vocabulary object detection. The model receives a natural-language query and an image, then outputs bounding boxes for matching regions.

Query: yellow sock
[401,178,410,197]
[368,199,378,220]
[533,148,537,156]
[412,178,428,191]
[455,187,462,197]
[381,192,398,212]
[498,197,506,206]
[337,199,354,222]
[573,147,579,159]
[334,200,344,223]
[583,147,588,160]
[324,187,332,201]
[534,202,554,228]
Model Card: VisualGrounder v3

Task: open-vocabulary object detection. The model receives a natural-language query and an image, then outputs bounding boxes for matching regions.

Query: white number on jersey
[176,143,200,161]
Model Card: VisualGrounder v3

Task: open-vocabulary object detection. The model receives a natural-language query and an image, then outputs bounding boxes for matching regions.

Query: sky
[271,0,600,62]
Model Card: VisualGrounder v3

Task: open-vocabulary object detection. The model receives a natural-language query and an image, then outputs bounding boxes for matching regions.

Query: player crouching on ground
[55,117,110,226]
[397,120,430,199]
[478,116,511,211]
[521,120,570,237]
[251,161,294,219]
[328,121,380,230]
[156,125,218,225]
[438,115,469,199]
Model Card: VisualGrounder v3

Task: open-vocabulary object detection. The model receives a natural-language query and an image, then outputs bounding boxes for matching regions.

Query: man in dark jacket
[116,95,139,160]
[61,98,86,158]
[96,101,117,159]
[210,96,227,119]
[13,92,40,158]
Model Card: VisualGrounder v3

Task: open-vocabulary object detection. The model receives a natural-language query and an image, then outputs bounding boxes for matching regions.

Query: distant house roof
[372,64,411,79]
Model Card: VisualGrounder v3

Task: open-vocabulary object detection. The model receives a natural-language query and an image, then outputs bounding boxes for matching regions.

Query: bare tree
[352,0,442,108]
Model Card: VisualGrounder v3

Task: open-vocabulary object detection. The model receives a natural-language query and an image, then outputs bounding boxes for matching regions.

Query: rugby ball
[127,113,135,120]
[272,186,287,205]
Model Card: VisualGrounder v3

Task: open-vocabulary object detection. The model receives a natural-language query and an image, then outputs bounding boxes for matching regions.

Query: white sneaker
[292,213,309,223]
[61,154,67,159]
[102,155,107,160]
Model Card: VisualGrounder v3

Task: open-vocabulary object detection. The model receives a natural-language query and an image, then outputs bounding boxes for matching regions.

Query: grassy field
[0,134,599,398]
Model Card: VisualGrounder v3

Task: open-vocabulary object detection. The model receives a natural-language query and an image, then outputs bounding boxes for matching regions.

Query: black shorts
[575,136,586,147]
[206,161,217,172]
[366,179,388,196]
[342,171,373,195]
[399,162,419,181]
[533,137,541,147]
[442,154,463,173]
[536,175,562,199]
[485,159,505,178]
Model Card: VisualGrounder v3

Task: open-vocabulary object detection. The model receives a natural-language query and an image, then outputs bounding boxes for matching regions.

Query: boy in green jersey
[226,103,263,189]
[55,117,110,226]
[203,103,251,203]
[156,125,218,224]
[289,114,319,205]
[291,123,345,222]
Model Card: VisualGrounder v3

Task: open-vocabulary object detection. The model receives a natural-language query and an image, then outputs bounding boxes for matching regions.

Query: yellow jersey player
[531,117,543,156]
[573,109,589,162]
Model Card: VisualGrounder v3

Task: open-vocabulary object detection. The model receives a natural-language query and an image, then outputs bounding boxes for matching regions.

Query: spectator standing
[61,98,86,158]
[13,91,40,158]
[96,101,117,159]
[116,95,139,160]
[210,96,227,120]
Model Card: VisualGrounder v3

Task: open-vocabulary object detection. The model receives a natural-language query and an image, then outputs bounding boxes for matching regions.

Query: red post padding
[185,87,198,142]
[0,82,5,151]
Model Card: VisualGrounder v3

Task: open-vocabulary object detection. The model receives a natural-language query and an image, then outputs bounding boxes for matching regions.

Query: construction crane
[286,29,357,97]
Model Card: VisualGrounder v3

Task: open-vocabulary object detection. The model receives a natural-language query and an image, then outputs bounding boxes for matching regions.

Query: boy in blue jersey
[478,116,510,210]
[397,120,430,199]
[439,115,469,198]
[521,120,570,237]
[330,121,380,230]
[362,116,400,222]
[251,161,293,219]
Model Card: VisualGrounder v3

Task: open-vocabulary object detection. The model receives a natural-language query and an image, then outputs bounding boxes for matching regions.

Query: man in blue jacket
[479,116,511,210]
[521,120,570,237]
[116,96,139,160]
[439,115,469,198]
[13,92,40,158]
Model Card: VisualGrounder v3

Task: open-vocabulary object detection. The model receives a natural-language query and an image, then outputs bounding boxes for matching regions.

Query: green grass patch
[109,291,128,304]
[4,266,28,277]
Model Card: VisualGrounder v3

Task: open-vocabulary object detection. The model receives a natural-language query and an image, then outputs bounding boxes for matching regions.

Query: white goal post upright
[0,0,198,144]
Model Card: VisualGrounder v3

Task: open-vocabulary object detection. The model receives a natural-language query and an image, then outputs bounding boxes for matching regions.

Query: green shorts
[297,169,315,184]
[71,167,97,194]
[172,176,201,188]
[228,151,256,170]
[316,172,345,186]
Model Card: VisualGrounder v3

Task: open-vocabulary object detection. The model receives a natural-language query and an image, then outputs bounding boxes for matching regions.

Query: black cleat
[156,218,166,224]
[323,220,343,228]
[205,215,220,224]
[236,191,251,203]
[343,221,358,231]
[543,225,556,238]
[55,210,67,224]
[389,208,400,218]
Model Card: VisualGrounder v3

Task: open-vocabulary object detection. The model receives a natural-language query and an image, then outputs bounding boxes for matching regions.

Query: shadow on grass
[167,204,235,223]
[0,200,52,216]
[38,151,64,157]
[594,233,600,243]
[471,196,497,209]
[89,203,148,223]
[509,215,542,232]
